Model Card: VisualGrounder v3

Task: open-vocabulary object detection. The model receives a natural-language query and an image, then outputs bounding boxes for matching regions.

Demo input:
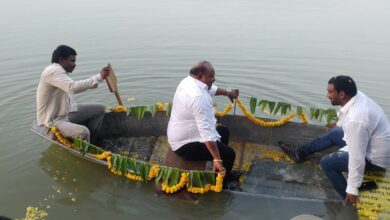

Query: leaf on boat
[112,154,118,169]
[163,167,173,183]
[149,105,157,117]
[188,171,194,187]
[268,101,275,114]
[128,158,137,173]
[281,103,291,116]
[204,172,216,185]
[273,102,282,115]
[155,167,166,185]
[249,97,257,114]
[139,162,146,182]
[193,172,203,187]
[258,100,268,112]
[166,103,172,117]
[169,169,179,187]
[296,106,303,115]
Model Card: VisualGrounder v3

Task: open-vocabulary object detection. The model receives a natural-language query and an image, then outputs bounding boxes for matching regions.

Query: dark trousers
[175,126,236,179]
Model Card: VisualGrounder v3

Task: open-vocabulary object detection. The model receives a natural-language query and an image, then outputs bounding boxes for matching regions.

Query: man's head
[51,45,77,73]
[189,61,215,89]
[327,75,357,106]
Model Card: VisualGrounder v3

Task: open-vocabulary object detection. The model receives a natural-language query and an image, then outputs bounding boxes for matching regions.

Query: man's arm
[47,67,109,94]
[345,121,370,203]
[204,141,224,172]
[191,97,225,172]
[215,88,239,102]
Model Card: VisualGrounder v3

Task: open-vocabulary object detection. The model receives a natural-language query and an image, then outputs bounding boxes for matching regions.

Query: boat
[30,105,390,219]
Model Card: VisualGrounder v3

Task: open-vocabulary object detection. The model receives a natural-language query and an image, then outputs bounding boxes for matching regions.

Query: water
[1,0,389,219]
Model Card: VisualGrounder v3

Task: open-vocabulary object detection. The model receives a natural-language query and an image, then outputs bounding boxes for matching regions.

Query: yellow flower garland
[187,172,224,194]
[50,127,75,148]
[161,172,189,194]
[156,102,165,111]
[51,129,224,195]
[110,105,127,112]
[235,98,308,127]
[147,165,160,180]
[215,103,234,117]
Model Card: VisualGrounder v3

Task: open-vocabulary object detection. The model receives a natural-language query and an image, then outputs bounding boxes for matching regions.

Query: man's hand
[100,66,110,79]
[213,160,225,174]
[345,193,359,204]
[228,89,239,102]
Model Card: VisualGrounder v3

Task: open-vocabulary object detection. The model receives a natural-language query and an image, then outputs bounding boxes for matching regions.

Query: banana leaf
[273,102,282,115]
[149,104,157,117]
[155,167,166,185]
[268,101,275,114]
[166,103,172,117]
[249,97,257,114]
[169,169,179,186]
[259,100,268,112]
[193,172,203,187]
[163,167,173,183]
[296,106,303,115]
[128,158,137,173]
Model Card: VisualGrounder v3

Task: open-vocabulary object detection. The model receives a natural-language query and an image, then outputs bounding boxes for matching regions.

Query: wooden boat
[30,110,390,219]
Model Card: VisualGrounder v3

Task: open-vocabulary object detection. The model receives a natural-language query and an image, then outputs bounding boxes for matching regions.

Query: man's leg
[175,142,236,179]
[68,104,105,142]
[320,151,349,198]
[298,127,346,158]
[54,120,90,142]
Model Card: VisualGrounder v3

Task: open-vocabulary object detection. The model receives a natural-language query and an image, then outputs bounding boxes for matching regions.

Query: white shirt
[337,91,390,195]
[167,76,219,151]
[36,63,103,127]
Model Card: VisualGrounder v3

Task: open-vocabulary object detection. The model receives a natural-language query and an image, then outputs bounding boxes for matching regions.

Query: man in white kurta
[278,75,390,203]
[36,45,109,143]
[168,61,239,182]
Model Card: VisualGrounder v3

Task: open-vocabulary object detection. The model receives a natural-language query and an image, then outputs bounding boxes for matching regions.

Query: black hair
[189,66,207,76]
[328,75,357,97]
[51,45,77,63]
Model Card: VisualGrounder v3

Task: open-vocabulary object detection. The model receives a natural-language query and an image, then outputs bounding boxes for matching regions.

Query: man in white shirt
[167,61,239,183]
[36,45,109,144]
[278,75,390,203]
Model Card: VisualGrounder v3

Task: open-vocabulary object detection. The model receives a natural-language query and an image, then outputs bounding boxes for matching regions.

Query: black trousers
[175,126,236,179]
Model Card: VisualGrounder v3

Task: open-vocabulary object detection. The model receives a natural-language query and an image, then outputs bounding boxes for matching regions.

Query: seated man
[279,75,390,203]
[36,45,109,144]
[167,61,239,183]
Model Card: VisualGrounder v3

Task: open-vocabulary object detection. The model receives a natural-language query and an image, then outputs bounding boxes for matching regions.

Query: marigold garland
[187,172,223,193]
[235,98,308,127]
[156,102,165,111]
[110,105,127,112]
[50,128,223,195]
[148,165,160,180]
[162,172,188,194]
[50,127,75,148]
[215,103,234,117]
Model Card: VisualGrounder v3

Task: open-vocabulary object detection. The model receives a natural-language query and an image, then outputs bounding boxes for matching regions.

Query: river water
[1,0,389,219]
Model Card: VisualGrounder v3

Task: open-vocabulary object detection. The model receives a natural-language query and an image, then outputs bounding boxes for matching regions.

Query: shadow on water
[37,144,358,219]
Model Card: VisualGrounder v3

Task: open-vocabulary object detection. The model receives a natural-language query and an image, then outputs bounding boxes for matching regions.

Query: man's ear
[339,90,346,99]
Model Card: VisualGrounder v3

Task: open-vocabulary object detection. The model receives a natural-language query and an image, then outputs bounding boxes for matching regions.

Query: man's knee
[226,146,236,161]
[75,126,90,141]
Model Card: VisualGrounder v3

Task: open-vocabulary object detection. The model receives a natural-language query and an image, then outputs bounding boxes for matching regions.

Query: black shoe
[277,141,304,163]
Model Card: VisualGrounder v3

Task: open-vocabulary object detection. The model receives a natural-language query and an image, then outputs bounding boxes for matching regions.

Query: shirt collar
[189,75,209,90]
[339,91,359,114]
